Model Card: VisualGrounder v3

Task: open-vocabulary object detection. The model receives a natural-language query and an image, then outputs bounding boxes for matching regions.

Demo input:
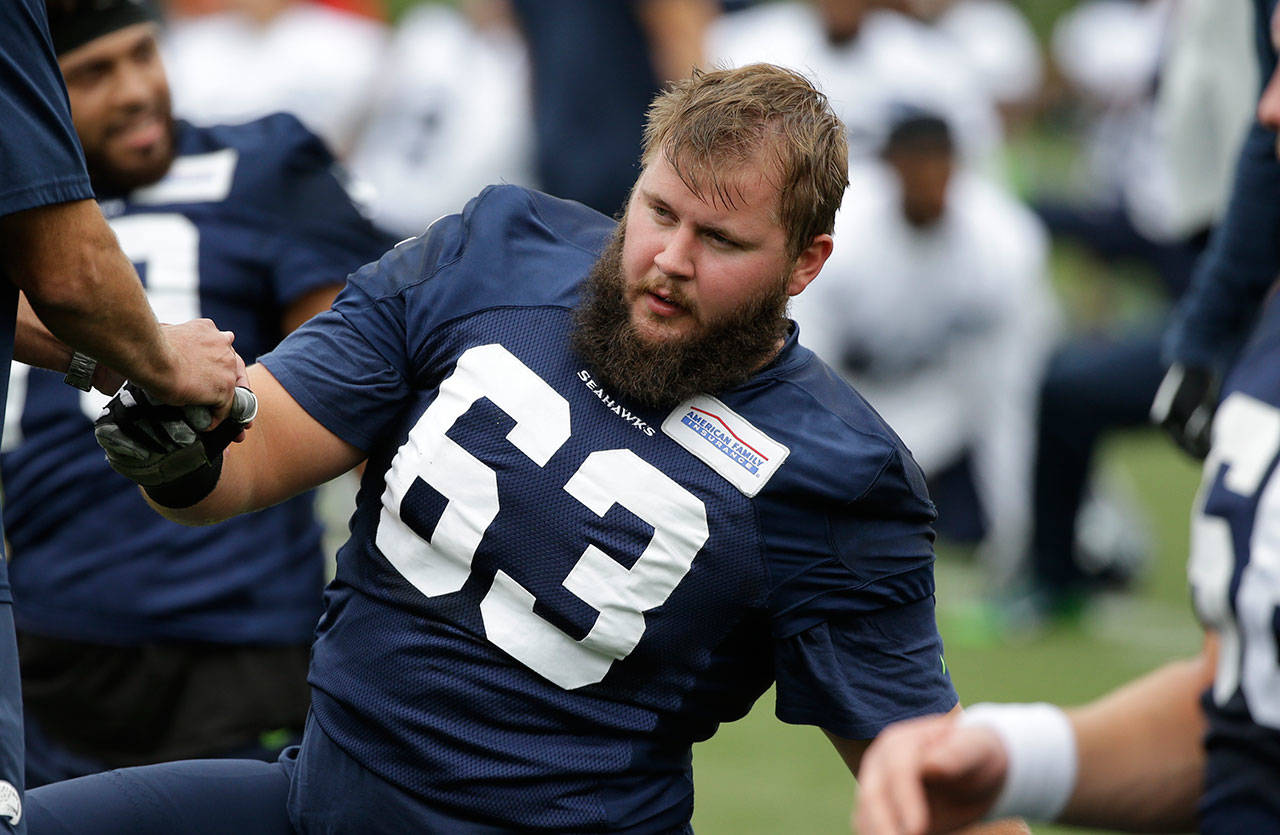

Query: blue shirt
[4,115,396,645]
[0,0,93,218]
[262,185,957,831]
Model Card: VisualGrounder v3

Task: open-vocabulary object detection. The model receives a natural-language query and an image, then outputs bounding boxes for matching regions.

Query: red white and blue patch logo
[662,395,789,496]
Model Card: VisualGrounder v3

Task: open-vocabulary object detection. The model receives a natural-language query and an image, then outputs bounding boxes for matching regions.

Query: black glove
[1150,363,1219,459]
[94,383,257,508]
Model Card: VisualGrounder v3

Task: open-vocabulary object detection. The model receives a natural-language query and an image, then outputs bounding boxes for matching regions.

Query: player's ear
[785,234,834,297]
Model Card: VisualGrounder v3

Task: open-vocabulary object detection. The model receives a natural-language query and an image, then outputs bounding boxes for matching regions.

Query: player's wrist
[143,454,224,509]
[959,702,1078,823]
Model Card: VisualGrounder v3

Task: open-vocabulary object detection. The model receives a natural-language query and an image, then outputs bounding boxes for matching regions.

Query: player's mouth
[110,112,166,152]
[643,286,690,318]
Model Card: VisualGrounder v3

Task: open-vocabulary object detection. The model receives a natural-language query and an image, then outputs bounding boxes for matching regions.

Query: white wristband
[958,702,1078,822]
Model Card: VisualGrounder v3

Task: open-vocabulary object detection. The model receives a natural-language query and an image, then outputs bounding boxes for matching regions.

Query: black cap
[883,104,954,156]
[46,0,162,57]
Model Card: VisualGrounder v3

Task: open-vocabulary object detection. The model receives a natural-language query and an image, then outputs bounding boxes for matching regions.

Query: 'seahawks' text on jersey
[261,185,957,832]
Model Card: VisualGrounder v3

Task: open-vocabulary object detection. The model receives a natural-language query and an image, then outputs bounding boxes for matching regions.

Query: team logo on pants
[0,780,20,825]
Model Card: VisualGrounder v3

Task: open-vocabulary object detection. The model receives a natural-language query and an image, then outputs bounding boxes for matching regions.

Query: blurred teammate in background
[857,2,1280,832]
[512,0,719,216]
[346,0,535,238]
[792,111,1057,597]
[707,0,1003,171]
[6,0,395,789]
[1022,0,1254,625]
[899,0,1043,128]
[0,0,243,827]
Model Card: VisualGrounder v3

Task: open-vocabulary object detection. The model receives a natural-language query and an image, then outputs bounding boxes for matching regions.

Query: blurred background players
[707,0,1004,171]
[1024,0,1255,624]
[712,0,1055,596]
[160,0,387,157]
[345,0,535,238]
[3,0,395,787]
[792,111,1058,595]
[856,0,1280,832]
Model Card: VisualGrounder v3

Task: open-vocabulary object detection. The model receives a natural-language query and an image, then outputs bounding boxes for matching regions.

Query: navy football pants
[24,715,524,834]
[25,758,293,834]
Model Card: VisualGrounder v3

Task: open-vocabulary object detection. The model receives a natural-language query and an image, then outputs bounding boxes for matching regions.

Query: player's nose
[652,226,695,279]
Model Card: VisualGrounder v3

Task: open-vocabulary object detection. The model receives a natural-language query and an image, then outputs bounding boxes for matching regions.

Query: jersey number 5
[374,344,710,690]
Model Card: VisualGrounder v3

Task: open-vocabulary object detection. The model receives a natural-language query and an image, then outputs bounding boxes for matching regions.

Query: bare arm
[1061,635,1213,830]
[635,0,718,82]
[150,362,365,526]
[0,199,240,413]
[855,640,1214,834]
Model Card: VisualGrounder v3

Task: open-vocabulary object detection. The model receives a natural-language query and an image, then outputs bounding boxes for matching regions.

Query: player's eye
[133,38,158,63]
[705,231,738,250]
[67,62,110,87]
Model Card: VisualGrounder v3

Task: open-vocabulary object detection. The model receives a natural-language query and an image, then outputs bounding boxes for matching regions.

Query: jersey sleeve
[0,0,94,216]
[259,228,441,451]
[767,440,957,739]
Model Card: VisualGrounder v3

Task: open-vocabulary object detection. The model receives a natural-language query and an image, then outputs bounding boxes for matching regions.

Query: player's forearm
[636,0,716,81]
[2,200,179,391]
[1062,653,1211,831]
[14,292,73,373]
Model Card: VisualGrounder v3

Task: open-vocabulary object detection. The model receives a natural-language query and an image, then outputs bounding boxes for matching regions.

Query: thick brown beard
[570,226,793,411]
[86,115,178,197]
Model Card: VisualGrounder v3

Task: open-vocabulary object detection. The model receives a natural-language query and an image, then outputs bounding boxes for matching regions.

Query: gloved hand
[1150,363,1219,459]
[94,383,257,508]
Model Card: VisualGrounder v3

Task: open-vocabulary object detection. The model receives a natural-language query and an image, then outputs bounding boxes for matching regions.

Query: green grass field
[690,431,1204,834]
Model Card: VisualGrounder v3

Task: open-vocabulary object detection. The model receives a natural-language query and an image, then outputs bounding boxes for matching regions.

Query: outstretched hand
[856,713,1009,835]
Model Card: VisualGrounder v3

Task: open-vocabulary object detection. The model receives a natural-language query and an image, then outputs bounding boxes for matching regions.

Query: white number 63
[375,344,710,689]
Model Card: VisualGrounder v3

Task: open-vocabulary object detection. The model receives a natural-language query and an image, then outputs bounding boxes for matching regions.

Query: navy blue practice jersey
[1191,287,1280,827]
[3,115,396,646]
[261,185,957,832]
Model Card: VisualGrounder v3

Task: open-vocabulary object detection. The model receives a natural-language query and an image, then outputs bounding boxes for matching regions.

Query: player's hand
[856,713,1008,835]
[94,383,257,508]
[141,319,245,422]
[1149,363,1219,459]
